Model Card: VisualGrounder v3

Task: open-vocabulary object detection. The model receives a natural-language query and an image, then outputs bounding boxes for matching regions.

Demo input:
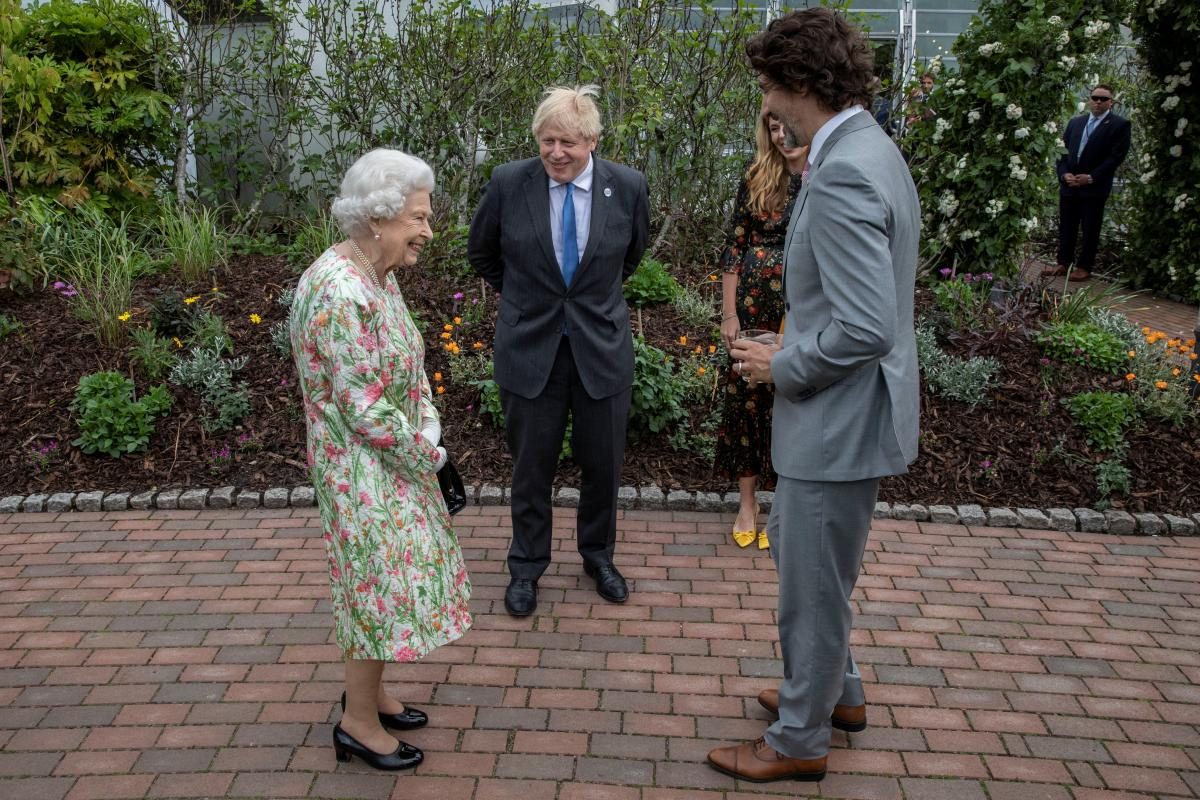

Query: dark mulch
[1,254,1197,514]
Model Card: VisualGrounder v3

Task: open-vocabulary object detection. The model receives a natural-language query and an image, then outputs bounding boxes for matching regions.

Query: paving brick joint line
[1,505,1199,799]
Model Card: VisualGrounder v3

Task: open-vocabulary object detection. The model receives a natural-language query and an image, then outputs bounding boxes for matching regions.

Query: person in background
[1042,83,1131,281]
[290,149,472,771]
[715,110,807,550]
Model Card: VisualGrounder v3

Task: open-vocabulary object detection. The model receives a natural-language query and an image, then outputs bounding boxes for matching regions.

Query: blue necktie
[1078,117,1098,158]
[561,183,578,286]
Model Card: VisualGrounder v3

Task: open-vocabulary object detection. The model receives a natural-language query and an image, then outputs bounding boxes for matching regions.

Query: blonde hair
[744,113,790,217]
[531,84,603,141]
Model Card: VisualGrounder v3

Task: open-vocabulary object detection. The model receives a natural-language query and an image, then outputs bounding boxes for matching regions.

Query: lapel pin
[603,187,612,198]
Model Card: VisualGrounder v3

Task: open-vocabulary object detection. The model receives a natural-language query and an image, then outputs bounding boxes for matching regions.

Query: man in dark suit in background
[1043,84,1131,281]
[468,85,650,617]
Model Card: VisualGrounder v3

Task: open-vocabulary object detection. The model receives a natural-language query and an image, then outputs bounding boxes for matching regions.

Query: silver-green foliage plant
[1093,457,1131,508]
[169,346,250,432]
[188,311,233,355]
[672,285,718,329]
[271,287,295,359]
[915,321,1000,406]
[1123,1,1200,301]
[71,371,173,457]
[908,0,1126,277]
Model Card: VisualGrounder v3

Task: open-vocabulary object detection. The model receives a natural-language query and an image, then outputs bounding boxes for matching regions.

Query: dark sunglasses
[1090,95,1112,102]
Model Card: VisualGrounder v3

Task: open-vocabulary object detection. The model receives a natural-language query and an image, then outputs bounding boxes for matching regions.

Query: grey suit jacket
[468,156,649,400]
[770,110,920,481]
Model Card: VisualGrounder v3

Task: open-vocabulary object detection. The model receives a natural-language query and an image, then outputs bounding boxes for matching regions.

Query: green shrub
[70,371,172,457]
[189,311,233,355]
[149,292,197,340]
[0,313,20,339]
[129,328,178,381]
[1094,457,1131,509]
[916,321,999,406]
[1063,391,1137,452]
[630,336,688,434]
[624,257,680,306]
[1035,321,1127,373]
[930,272,992,330]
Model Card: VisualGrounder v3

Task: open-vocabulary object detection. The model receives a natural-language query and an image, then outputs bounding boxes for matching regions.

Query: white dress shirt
[806,104,866,169]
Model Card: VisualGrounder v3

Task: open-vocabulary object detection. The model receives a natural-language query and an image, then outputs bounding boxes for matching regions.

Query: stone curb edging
[1,486,1197,536]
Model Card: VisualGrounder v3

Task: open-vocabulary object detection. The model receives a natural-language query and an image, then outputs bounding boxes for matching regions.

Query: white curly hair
[330,149,435,238]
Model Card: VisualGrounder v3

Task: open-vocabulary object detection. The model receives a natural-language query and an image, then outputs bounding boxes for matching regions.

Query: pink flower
[363,381,384,405]
[336,482,350,493]
[369,433,396,448]
[393,646,418,661]
[358,491,372,506]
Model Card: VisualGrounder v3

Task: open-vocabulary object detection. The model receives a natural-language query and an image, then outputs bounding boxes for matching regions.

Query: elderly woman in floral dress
[290,149,472,771]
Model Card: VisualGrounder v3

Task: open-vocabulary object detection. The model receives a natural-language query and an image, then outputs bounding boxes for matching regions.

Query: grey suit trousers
[764,475,879,759]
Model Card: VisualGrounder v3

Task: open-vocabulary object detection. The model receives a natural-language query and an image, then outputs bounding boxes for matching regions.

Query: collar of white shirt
[806,104,866,167]
[548,155,595,193]
[1087,109,1110,127]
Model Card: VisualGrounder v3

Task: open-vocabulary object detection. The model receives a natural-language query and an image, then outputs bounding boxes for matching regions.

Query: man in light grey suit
[709,7,919,783]
[468,85,649,618]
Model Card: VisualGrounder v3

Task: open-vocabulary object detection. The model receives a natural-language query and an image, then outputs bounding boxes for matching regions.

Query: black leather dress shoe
[584,561,628,603]
[340,692,427,731]
[505,578,538,616]
[332,724,423,770]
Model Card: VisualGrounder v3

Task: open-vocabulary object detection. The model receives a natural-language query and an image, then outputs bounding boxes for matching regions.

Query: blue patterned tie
[1078,117,1098,158]
[561,183,578,286]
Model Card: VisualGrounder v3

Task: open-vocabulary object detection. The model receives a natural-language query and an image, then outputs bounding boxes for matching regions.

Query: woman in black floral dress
[715,112,808,549]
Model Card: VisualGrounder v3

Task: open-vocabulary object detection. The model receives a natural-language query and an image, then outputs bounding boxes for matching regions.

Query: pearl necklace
[349,239,384,292]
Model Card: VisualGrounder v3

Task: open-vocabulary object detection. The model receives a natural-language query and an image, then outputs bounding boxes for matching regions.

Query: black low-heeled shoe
[340,691,428,731]
[332,724,423,770]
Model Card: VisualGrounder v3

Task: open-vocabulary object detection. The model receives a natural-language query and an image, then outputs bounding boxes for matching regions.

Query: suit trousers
[500,338,631,581]
[1057,193,1109,270]
[764,475,879,759]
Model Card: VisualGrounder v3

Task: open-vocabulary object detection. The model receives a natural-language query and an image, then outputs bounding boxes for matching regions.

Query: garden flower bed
[1,249,1197,516]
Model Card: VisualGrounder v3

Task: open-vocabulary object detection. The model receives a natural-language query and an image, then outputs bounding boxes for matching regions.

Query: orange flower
[443,324,453,331]
[1187,338,1196,348]
[454,316,462,325]
[696,366,706,376]
[1155,380,1168,390]
[433,372,443,382]
[439,332,451,340]
[1192,353,1198,360]
[1172,368,1182,376]
[693,345,702,354]
[1125,373,1136,381]
[708,274,718,281]
[1127,350,1136,358]
[678,335,687,345]
[473,341,484,350]
[1141,326,1151,335]
[436,386,445,394]
[708,345,716,353]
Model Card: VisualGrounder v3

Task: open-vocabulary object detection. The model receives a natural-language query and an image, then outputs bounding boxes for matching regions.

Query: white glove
[419,416,441,447]
[432,446,447,472]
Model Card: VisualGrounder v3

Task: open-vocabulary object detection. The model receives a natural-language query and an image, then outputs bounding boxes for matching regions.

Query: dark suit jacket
[468,156,650,400]
[1056,112,1131,198]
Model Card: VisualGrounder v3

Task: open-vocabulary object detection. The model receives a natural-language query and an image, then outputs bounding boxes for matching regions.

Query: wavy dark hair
[745,7,877,112]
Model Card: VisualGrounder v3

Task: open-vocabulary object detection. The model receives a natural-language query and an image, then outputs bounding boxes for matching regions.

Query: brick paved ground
[2,506,1199,799]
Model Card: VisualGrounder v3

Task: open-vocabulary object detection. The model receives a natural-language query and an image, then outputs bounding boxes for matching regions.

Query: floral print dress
[290,248,472,661]
[714,174,803,484]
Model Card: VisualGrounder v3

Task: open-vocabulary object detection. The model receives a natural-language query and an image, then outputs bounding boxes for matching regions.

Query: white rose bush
[1124,1,1200,301]
[907,0,1126,277]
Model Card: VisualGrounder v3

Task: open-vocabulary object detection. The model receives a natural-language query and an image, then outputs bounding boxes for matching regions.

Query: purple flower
[980,459,992,470]
[939,267,952,278]
[453,292,464,301]
[982,272,993,281]
[1040,357,1051,365]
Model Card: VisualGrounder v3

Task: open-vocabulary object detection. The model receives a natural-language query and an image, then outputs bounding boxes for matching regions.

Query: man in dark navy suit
[1043,84,1131,281]
[468,85,649,618]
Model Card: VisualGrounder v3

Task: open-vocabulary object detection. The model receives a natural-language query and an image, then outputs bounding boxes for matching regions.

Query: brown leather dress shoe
[707,737,826,782]
[757,689,867,733]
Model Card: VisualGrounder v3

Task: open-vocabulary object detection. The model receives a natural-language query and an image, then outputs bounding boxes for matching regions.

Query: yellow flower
[433,372,443,382]
[1127,350,1136,358]
[172,337,183,349]
[436,386,445,395]
[117,311,131,322]
[439,332,451,340]
[184,295,201,305]
[1155,380,1169,390]
[453,316,462,325]
[1125,373,1136,381]
[708,273,718,281]
[443,324,453,332]
[248,313,262,324]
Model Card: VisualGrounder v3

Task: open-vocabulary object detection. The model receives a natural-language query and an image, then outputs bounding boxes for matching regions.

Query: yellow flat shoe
[757,529,770,550]
[732,528,756,548]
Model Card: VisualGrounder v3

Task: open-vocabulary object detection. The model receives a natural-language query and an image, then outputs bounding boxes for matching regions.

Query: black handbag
[437,455,467,515]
